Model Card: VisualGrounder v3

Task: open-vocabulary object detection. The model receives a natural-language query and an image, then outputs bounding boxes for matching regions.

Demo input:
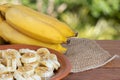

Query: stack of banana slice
[0,48,60,80]
[0,3,77,53]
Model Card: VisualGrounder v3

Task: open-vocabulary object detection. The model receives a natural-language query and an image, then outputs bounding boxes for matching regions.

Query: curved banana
[12,5,76,37]
[0,73,13,80]
[0,4,75,38]
[0,21,66,53]
[0,12,5,45]
[21,53,37,64]
[0,12,4,23]
[0,5,67,44]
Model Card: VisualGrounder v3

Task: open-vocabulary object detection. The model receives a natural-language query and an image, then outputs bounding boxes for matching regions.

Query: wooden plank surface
[62,40,120,80]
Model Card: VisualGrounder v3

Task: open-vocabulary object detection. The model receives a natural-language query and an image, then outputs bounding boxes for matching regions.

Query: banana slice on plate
[24,61,39,68]
[40,53,60,70]
[49,54,60,70]
[0,73,13,80]
[3,49,22,67]
[6,59,17,72]
[19,48,36,54]
[37,48,50,60]
[14,66,35,80]
[40,60,55,70]
[31,74,41,80]
[35,66,54,78]
[21,53,37,64]
[14,72,41,80]
[0,64,8,74]
[17,66,34,77]
[14,71,26,80]
[0,60,16,73]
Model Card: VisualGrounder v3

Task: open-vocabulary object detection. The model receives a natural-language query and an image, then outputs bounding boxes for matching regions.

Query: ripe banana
[0,12,5,45]
[0,21,66,53]
[0,4,67,44]
[0,14,3,23]
[0,4,75,37]
[12,5,76,37]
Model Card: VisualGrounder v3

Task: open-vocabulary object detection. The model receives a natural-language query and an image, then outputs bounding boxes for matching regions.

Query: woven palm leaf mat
[63,38,117,73]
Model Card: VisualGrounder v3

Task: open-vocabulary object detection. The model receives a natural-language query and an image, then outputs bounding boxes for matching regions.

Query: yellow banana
[0,4,76,37]
[0,21,66,53]
[0,14,3,23]
[0,12,5,45]
[0,4,67,44]
[12,5,76,37]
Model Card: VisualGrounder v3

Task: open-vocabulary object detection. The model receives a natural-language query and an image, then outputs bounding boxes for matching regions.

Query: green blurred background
[0,0,120,40]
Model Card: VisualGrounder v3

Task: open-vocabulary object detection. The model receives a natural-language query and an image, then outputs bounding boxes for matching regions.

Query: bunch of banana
[0,3,77,53]
[0,21,66,53]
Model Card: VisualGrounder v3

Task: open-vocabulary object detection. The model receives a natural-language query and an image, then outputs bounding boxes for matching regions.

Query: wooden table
[63,40,120,80]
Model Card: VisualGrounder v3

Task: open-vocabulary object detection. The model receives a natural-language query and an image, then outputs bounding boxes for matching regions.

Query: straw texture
[63,38,117,73]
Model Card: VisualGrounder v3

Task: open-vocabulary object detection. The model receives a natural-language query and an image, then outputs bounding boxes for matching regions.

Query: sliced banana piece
[24,61,39,68]
[0,50,6,59]
[3,49,22,67]
[0,64,8,74]
[31,74,41,80]
[49,54,60,70]
[0,63,15,74]
[40,60,55,70]
[21,53,37,64]
[17,66,34,78]
[6,49,22,67]
[35,67,54,78]
[0,73,13,80]
[19,48,36,54]
[14,71,26,80]
[6,49,21,58]
[37,48,50,60]
[6,59,17,72]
